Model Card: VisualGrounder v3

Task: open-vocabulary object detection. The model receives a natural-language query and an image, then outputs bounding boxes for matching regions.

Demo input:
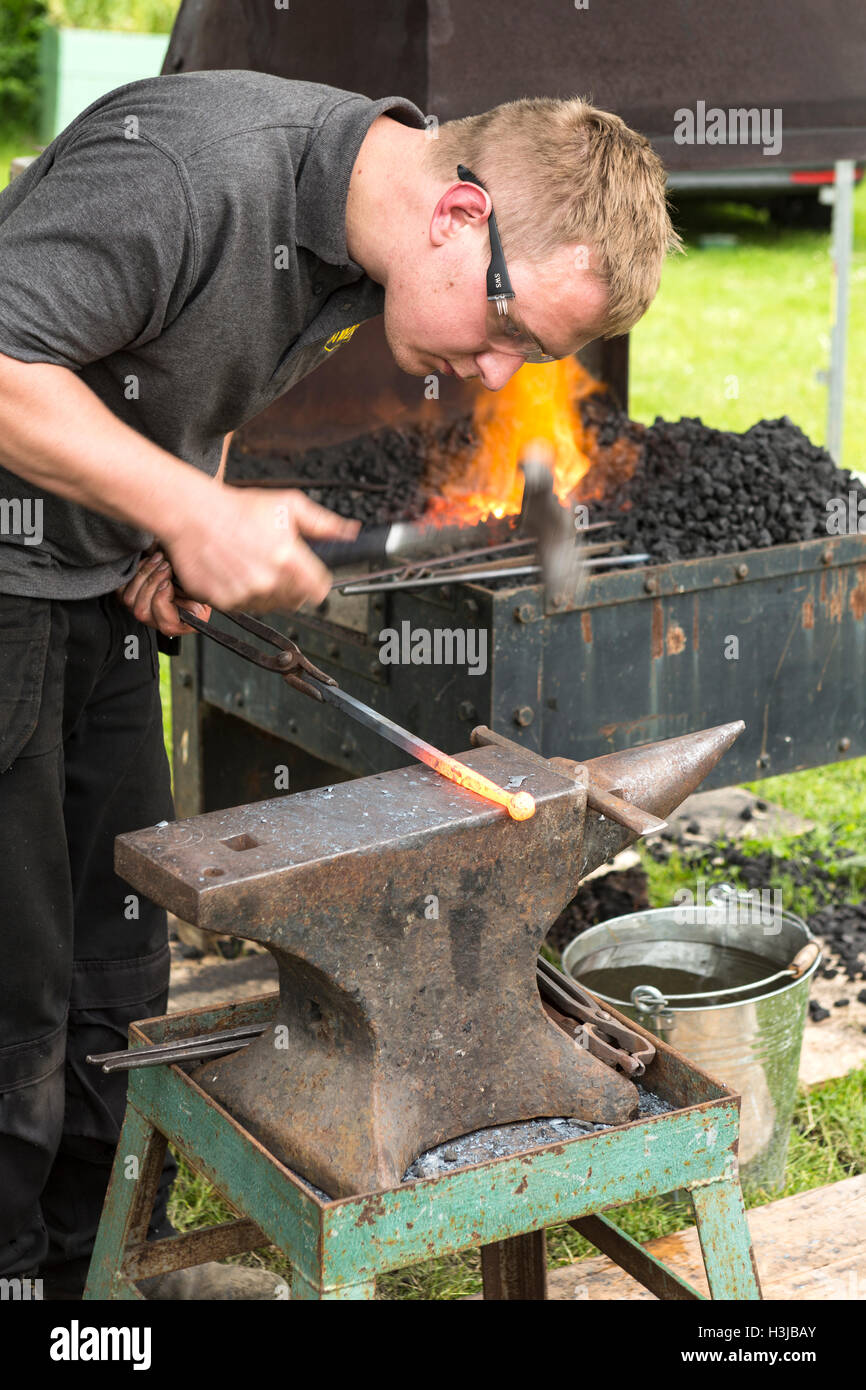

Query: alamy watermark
[674,101,782,157]
[378,621,488,677]
[0,1275,42,1300]
[673,879,783,934]
[0,497,42,546]
[50,1322,151,1370]
[826,490,866,535]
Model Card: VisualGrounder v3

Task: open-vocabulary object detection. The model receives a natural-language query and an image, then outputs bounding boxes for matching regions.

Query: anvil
[115,723,742,1197]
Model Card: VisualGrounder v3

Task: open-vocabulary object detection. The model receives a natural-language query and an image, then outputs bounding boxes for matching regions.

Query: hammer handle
[309,528,390,569]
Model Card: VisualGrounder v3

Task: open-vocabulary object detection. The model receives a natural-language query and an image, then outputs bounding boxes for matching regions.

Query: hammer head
[518,444,586,606]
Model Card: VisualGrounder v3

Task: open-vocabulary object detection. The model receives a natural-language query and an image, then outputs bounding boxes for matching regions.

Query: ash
[402,1084,673,1182]
[285,1085,674,1200]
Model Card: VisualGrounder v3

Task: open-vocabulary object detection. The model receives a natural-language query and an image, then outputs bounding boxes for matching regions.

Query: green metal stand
[84,994,762,1301]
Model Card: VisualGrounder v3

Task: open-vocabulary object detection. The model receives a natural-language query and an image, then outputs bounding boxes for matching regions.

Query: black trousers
[0,589,176,1289]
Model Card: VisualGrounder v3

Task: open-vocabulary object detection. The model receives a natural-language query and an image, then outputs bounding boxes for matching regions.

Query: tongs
[174,606,536,820]
[536,956,656,1078]
[175,606,335,701]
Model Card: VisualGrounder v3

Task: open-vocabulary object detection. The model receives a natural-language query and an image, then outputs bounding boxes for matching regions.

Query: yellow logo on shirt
[323,324,359,353]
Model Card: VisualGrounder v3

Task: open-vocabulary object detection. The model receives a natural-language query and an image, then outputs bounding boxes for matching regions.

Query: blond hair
[424,97,681,338]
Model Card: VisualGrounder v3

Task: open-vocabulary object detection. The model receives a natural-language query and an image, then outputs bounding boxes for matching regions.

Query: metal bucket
[561,886,821,1191]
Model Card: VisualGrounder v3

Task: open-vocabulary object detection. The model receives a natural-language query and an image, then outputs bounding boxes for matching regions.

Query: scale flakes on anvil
[116,722,743,1198]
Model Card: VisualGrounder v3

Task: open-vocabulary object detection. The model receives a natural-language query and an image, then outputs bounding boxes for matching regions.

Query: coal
[545,864,650,957]
[227,389,866,565]
[583,406,866,563]
[227,431,427,527]
[810,902,866,980]
[177,943,204,961]
[226,416,478,528]
[809,1001,831,1023]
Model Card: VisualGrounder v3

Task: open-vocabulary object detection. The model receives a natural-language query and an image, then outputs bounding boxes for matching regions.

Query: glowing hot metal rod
[314,683,536,820]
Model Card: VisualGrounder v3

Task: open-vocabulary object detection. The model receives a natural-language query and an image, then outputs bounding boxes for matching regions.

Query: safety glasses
[457,164,556,365]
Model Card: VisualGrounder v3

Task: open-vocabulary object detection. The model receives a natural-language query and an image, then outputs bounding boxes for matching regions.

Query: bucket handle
[789,941,821,978]
[631,939,821,1010]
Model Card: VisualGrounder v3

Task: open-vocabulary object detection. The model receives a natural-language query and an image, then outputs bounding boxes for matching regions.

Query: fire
[427,358,601,525]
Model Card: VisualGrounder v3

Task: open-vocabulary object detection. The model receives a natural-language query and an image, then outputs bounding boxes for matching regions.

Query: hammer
[309,444,584,604]
[516,441,586,606]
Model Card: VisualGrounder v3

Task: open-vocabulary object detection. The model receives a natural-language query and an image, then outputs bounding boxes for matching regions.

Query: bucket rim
[561,904,822,1013]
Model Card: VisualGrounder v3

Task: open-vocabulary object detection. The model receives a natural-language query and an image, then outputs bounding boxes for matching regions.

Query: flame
[427,358,601,525]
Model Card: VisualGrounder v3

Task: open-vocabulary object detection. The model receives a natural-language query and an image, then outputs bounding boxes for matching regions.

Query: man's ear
[430,181,490,247]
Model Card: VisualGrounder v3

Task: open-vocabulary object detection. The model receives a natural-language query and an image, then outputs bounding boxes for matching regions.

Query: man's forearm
[0,354,218,543]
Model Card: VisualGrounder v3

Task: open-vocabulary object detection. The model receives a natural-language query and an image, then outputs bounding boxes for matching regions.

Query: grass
[164,1062,866,1299]
[44,0,180,34]
[630,186,866,469]
[744,759,866,852]
[159,654,172,766]
[640,751,866,921]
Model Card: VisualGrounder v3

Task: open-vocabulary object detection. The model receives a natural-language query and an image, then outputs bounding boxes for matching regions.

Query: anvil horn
[565,721,746,879]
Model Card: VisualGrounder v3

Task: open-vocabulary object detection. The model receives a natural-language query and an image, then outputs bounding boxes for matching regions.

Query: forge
[176,369,866,823]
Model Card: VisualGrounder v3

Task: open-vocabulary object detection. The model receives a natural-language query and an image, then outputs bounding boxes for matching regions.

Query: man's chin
[382,327,437,377]
[390,347,431,377]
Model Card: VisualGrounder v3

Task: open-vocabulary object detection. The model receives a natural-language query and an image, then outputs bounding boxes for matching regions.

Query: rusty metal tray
[84,993,761,1301]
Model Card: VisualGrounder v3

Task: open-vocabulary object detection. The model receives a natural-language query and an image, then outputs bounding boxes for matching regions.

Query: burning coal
[227,362,866,565]
[423,358,600,525]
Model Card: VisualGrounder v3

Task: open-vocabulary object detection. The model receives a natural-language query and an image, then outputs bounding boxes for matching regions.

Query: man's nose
[475,353,524,391]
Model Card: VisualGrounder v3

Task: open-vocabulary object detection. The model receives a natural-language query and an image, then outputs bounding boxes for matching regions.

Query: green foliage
[743,758,866,857]
[44,0,179,34]
[0,1,46,128]
[158,653,172,771]
[630,184,866,463]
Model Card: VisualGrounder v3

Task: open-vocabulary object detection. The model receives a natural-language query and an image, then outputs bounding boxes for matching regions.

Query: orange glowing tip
[415,747,537,820]
[315,683,536,820]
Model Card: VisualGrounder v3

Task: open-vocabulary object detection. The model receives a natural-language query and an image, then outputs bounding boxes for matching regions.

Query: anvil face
[115,726,742,1197]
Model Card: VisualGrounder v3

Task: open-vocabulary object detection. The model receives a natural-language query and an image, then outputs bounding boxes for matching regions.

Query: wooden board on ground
[544,1174,866,1300]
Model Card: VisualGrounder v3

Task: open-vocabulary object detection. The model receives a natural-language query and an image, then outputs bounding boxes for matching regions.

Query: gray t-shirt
[0,72,424,598]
